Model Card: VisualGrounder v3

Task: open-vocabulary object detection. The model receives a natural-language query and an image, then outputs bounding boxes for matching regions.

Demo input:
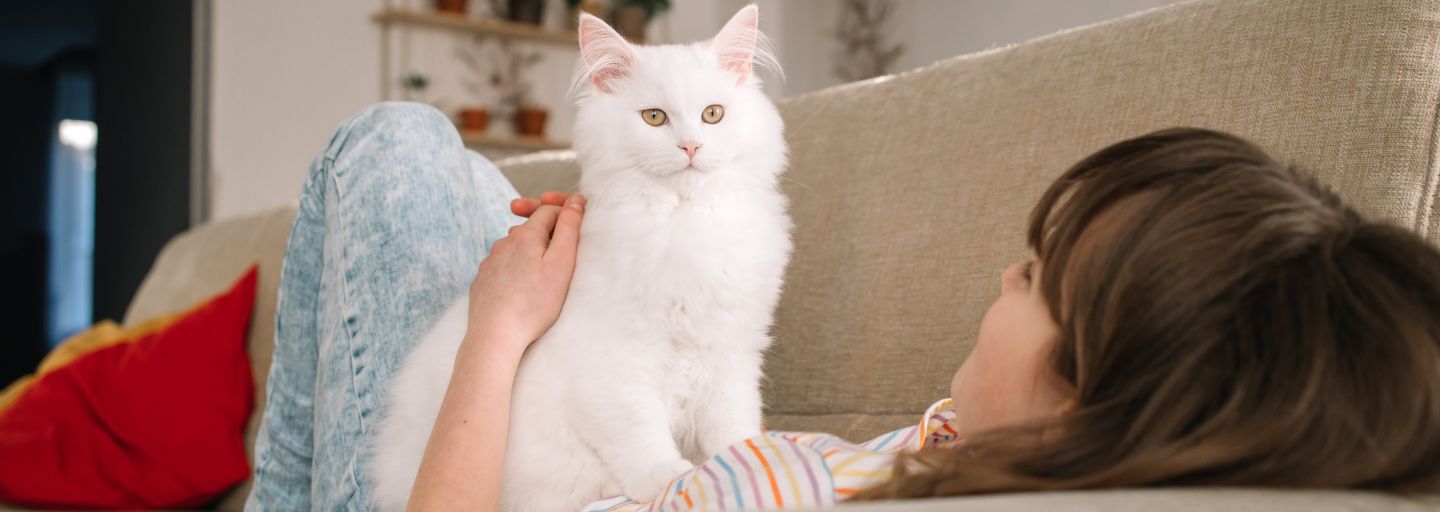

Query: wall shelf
[461,131,570,151]
[372,9,578,46]
[375,8,577,155]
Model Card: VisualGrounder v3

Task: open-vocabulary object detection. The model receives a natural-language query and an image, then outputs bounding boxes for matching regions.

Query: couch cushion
[124,206,296,510]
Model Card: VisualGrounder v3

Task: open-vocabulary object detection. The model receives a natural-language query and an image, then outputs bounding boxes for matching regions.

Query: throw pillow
[0,264,258,509]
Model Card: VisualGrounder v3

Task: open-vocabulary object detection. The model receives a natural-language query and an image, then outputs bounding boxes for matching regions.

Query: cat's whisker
[779,98,835,146]
[777,174,814,192]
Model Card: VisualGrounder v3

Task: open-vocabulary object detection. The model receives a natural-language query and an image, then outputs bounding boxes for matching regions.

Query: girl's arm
[407,193,585,512]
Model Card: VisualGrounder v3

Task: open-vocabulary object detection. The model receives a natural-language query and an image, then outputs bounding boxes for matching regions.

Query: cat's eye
[641,108,668,126]
[702,104,725,124]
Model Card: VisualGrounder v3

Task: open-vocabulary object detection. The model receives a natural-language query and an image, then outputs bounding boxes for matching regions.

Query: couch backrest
[501,0,1440,440]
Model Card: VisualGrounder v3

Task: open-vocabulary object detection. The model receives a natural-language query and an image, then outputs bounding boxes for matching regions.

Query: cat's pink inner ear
[711,5,759,85]
[578,13,634,94]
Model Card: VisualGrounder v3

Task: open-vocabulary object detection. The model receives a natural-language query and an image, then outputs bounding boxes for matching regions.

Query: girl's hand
[464,193,585,357]
[509,191,572,218]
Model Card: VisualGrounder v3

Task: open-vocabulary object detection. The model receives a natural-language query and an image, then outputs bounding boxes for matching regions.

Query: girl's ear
[578,12,635,94]
[709,5,760,85]
[1039,400,1079,445]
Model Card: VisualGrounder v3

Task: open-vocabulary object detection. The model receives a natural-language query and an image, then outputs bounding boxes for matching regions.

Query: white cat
[370,6,791,512]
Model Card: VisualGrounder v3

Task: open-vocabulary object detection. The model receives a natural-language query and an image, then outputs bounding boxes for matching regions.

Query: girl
[246,103,1440,510]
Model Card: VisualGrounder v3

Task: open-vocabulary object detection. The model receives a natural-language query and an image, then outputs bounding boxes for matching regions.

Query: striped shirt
[582,399,959,511]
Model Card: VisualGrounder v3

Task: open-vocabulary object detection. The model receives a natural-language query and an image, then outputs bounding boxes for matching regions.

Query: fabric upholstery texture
[111,0,1440,509]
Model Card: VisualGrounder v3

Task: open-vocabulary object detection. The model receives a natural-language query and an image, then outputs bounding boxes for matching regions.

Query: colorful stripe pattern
[583,399,958,511]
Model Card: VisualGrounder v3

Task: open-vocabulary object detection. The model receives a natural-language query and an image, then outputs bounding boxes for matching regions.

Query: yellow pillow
[0,310,186,414]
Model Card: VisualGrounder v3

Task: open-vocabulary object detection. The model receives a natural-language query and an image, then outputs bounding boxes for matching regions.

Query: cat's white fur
[370,6,791,511]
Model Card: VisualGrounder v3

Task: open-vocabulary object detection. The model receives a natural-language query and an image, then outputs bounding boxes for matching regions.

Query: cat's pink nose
[678,142,701,159]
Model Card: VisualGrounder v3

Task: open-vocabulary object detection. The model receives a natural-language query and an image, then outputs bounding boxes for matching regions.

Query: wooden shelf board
[461,130,570,151]
[373,9,578,45]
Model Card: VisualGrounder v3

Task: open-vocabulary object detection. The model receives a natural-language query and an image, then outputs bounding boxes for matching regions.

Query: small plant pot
[513,107,549,137]
[460,107,490,133]
[507,0,545,25]
[435,0,469,15]
[610,5,648,42]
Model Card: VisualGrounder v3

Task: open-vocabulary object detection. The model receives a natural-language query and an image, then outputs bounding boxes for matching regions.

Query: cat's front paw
[620,459,693,503]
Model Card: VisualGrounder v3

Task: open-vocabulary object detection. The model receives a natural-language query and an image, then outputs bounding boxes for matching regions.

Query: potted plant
[459,107,490,132]
[833,0,905,82]
[513,106,548,137]
[455,40,505,135]
[400,71,431,101]
[434,0,468,16]
[460,38,548,137]
[610,0,670,42]
[492,41,548,137]
[507,0,545,25]
[565,0,606,30]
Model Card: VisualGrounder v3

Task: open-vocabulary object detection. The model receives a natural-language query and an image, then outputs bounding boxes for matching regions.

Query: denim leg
[247,102,523,511]
[247,153,326,512]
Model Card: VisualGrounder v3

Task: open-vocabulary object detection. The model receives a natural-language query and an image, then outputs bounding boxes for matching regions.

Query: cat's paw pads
[621,459,694,503]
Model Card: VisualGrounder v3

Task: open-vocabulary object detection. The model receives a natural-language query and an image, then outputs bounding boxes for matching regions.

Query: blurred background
[0,0,1180,384]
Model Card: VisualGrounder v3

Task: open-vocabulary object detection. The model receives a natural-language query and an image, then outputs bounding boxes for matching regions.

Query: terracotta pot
[513,107,549,137]
[610,5,648,42]
[435,0,468,15]
[460,108,490,132]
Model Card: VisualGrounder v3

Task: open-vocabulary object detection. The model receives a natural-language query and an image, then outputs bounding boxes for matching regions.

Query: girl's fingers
[510,192,571,218]
[511,198,540,217]
[544,195,585,266]
[539,191,570,206]
[522,205,564,248]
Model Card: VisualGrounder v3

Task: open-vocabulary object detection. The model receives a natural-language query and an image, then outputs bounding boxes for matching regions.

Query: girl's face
[949,259,1073,440]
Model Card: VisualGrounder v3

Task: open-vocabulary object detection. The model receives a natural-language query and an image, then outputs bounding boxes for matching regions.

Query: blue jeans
[245,102,524,511]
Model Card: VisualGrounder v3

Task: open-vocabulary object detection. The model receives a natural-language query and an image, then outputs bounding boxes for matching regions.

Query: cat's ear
[577,12,635,94]
[710,5,761,85]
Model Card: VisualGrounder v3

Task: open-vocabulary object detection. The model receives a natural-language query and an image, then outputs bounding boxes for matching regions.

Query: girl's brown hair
[856,128,1440,499]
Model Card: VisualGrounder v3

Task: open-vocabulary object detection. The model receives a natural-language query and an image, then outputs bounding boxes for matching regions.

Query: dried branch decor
[833,0,904,82]
[455,37,544,117]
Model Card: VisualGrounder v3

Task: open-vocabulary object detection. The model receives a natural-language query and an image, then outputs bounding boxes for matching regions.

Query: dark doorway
[93,0,200,324]
[0,0,100,385]
[0,0,201,385]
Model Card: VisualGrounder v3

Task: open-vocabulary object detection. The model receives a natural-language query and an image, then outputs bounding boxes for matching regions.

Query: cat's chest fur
[569,187,790,350]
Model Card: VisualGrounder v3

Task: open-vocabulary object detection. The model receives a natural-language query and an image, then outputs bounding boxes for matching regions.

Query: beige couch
[121,0,1440,509]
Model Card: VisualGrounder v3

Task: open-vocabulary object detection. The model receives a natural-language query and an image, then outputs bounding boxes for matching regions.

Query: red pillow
[0,265,258,509]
